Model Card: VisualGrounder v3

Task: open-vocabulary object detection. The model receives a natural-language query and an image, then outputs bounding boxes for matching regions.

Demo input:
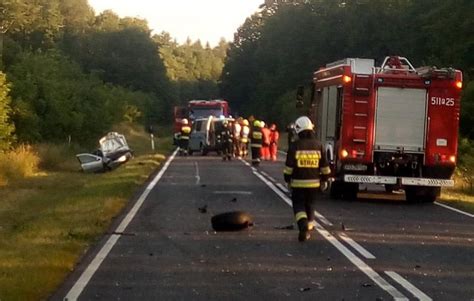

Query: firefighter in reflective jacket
[179,119,191,155]
[283,116,331,242]
[240,119,250,158]
[250,120,263,166]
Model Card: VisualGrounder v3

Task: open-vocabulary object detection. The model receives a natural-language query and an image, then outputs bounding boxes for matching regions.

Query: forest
[0,0,473,149]
[0,0,227,149]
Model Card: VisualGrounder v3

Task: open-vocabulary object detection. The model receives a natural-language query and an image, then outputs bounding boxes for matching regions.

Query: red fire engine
[188,99,230,120]
[305,56,462,202]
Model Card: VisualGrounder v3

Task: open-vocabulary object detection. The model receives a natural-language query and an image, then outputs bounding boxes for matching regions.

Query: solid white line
[313,223,407,300]
[339,233,376,259]
[213,191,253,195]
[245,161,408,300]
[194,162,200,185]
[276,183,289,193]
[65,148,179,301]
[385,271,432,301]
[260,171,277,183]
[434,202,474,218]
[314,210,333,226]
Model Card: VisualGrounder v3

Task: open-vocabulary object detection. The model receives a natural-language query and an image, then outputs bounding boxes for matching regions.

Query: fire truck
[302,56,463,202]
[188,99,230,120]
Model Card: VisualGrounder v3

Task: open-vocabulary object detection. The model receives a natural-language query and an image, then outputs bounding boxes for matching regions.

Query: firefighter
[283,116,331,242]
[269,123,280,161]
[250,120,263,166]
[179,118,192,156]
[240,119,250,158]
[221,120,233,161]
[261,121,271,160]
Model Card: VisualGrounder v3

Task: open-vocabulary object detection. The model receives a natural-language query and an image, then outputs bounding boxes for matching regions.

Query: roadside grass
[0,122,173,300]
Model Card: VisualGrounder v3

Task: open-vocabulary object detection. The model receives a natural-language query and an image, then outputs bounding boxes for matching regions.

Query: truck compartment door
[375,87,427,152]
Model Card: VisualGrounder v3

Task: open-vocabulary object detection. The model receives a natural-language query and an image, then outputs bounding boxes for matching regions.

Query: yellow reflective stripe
[182,127,191,134]
[250,144,262,148]
[252,132,262,139]
[283,166,293,175]
[241,138,248,143]
[291,179,320,188]
[180,136,189,140]
[295,211,308,222]
[320,166,331,175]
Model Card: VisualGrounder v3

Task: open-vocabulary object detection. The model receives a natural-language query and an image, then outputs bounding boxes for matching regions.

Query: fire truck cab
[308,56,462,202]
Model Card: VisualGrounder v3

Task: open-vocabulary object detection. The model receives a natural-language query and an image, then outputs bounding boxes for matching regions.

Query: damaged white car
[76,132,133,173]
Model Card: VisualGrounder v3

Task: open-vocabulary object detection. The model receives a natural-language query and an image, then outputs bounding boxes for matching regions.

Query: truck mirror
[296,86,304,108]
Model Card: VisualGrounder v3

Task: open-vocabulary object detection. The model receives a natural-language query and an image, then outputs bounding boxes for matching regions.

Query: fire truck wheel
[330,181,344,199]
[342,183,358,200]
[211,211,253,231]
[405,186,439,203]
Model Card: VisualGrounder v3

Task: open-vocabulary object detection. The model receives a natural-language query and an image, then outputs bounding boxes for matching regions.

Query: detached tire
[211,211,253,231]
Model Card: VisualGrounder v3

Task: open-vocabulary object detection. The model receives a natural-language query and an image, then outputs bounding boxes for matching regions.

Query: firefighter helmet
[260,121,265,128]
[294,116,313,134]
[242,119,249,126]
[182,118,189,125]
[253,120,260,127]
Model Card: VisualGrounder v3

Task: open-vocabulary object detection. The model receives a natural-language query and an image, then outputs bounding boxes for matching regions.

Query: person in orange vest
[179,118,191,155]
[269,123,280,161]
[260,121,271,160]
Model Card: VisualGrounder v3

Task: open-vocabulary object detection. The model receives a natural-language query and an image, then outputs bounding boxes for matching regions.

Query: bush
[0,145,40,183]
[457,138,474,193]
[34,143,79,171]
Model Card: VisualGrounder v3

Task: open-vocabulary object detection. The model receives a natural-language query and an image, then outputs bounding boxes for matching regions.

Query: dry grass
[0,145,40,185]
[0,123,174,300]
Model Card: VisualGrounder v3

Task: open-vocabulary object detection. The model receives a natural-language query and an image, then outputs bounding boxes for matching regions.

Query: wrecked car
[76,132,133,173]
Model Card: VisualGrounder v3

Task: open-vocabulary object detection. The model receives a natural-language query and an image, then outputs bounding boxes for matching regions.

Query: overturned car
[76,132,133,173]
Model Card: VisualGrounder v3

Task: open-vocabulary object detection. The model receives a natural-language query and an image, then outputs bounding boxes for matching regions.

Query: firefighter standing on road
[221,120,233,161]
[283,116,331,242]
[250,120,263,166]
[179,119,191,155]
[261,122,271,160]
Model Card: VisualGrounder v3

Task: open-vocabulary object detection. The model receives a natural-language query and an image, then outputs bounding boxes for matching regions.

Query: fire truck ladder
[351,74,372,157]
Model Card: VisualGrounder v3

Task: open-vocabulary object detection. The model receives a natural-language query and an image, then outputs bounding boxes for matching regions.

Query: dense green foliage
[221,0,474,128]
[0,0,227,147]
[0,72,14,150]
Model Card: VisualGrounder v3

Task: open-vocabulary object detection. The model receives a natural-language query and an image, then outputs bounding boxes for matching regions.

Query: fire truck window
[335,87,343,138]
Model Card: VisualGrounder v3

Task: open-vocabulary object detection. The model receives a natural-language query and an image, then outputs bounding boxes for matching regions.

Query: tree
[0,72,14,150]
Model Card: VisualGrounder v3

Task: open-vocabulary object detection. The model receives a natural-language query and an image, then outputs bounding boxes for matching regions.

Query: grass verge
[0,123,173,300]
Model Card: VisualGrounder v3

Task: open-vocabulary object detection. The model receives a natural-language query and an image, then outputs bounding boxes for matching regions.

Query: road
[54,150,474,300]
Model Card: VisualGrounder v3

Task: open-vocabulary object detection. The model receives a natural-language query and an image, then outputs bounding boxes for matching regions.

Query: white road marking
[260,171,277,183]
[65,148,179,301]
[313,210,333,226]
[194,161,200,185]
[278,150,287,155]
[339,233,376,259]
[213,191,253,195]
[434,202,474,218]
[276,183,289,193]
[385,271,432,301]
[243,160,410,301]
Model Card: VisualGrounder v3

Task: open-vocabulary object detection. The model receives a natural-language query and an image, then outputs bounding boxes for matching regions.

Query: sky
[88,0,264,46]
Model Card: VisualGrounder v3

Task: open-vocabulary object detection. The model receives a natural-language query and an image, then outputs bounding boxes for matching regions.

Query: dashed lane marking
[213,191,253,195]
[194,161,200,185]
[65,148,179,301]
[339,232,376,259]
[242,158,410,300]
[385,271,432,301]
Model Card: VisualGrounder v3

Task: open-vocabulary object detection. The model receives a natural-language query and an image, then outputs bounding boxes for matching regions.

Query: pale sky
[88,0,264,46]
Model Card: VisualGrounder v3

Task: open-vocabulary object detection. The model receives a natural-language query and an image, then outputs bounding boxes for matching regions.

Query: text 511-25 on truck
[298,56,462,202]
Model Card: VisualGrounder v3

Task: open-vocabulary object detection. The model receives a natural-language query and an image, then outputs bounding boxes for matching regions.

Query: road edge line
[64,148,178,300]
[339,233,376,259]
[434,202,474,218]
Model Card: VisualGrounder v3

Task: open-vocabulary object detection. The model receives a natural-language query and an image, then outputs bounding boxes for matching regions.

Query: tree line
[220,0,474,137]
[0,0,227,149]
[1,0,473,151]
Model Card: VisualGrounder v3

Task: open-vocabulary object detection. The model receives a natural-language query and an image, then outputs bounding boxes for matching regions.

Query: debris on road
[211,211,253,231]
[299,287,311,292]
[274,224,294,230]
[230,197,237,202]
[198,205,208,213]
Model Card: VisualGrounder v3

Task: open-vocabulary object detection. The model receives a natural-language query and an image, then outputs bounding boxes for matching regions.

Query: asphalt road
[53,150,474,301]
